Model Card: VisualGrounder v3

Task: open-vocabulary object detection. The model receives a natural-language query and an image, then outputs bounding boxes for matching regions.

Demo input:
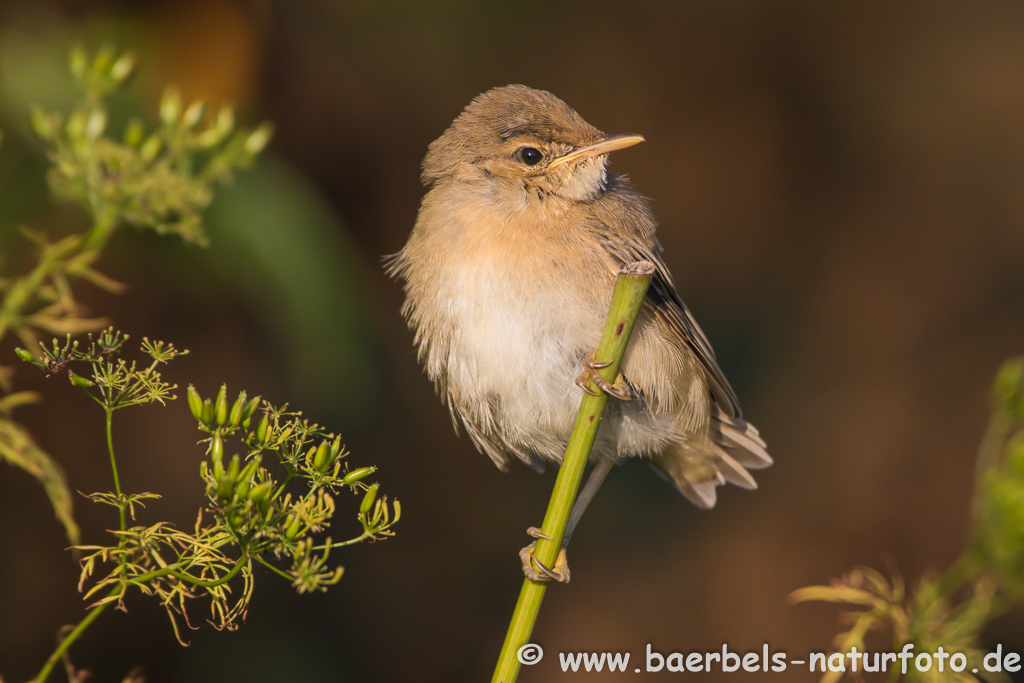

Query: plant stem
[164,555,248,588]
[0,235,81,341]
[490,261,654,683]
[31,590,116,683]
[256,555,295,582]
[104,406,127,539]
[0,210,117,342]
[314,533,372,550]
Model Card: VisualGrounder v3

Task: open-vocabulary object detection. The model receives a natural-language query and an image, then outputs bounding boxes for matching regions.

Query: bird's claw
[520,527,571,583]
[575,352,632,400]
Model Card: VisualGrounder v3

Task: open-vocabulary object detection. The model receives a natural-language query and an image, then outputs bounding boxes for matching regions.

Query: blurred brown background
[2,1,1024,681]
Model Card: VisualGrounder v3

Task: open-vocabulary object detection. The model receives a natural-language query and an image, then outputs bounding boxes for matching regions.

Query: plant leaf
[0,415,79,545]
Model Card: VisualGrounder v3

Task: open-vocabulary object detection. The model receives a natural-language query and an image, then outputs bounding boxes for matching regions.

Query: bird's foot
[519,527,570,583]
[575,351,632,400]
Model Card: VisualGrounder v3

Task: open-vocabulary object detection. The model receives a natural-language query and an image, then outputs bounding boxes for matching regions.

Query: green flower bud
[329,435,343,459]
[14,348,34,363]
[342,467,375,485]
[69,45,87,81]
[229,391,247,427]
[195,128,223,149]
[241,396,261,429]
[123,117,144,147]
[28,106,55,141]
[215,454,240,501]
[239,455,261,482]
[359,484,379,515]
[182,100,206,130]
[215,384,228,426]
[160,88,181,127]
[66,110,87,140]
[277,427,293,444]
[235,459,261,504]
[91,44,115,77]
[140,135,162,162]
[85,108,107,141]
[201,398,215,427]
[226,453,240,482]
[109,53,135,83]
[187,385,204,421]
[216,106,235,136]
[284,514,303,541]
[217,475,235,502]
[248,481,274,513]
[245,122,273,156]
[211,433,224,469]
[313,441,332,473]
[69,373,94,388]
[256,414,270,444]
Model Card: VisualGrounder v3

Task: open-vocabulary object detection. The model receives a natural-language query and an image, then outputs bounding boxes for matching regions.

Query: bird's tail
[650,411,771,509]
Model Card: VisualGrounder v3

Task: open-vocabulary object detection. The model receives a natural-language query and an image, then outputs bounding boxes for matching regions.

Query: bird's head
[422,85,643,204]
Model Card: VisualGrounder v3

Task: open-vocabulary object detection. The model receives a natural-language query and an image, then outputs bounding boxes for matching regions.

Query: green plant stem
[104,406,127,539]
[0,236,80,341]
[0,212,117,342]
[164,555,248,588]
[32,590,116,683]
[256,555,295,581]
[491,261,654,683]
[314,533,374,551]
[273,472,296,502]
[80,208,119,255]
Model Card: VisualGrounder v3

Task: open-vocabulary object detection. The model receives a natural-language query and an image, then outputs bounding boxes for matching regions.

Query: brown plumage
[389,84,770,510]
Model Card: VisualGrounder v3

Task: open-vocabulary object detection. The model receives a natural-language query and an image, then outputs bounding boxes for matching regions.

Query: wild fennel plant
[17,330,397,682]
[1,43,271,547]
[1,46,398,682]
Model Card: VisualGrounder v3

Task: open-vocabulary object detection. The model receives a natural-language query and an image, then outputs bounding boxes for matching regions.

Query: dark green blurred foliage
[975,359,1024,596]
[976,436,1024,592]
[795,359,1024,682]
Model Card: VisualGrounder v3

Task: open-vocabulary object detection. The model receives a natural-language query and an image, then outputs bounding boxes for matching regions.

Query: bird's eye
[517,147,544,166]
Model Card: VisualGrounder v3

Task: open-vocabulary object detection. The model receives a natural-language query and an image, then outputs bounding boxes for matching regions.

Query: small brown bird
[389,85,770,580]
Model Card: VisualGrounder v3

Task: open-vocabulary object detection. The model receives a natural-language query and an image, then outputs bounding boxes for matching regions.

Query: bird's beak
[548,133,645,169]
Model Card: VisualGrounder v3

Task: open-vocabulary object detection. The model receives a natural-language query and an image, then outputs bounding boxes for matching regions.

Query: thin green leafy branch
[0,44,272,546]
[17,330,399,683]
[792,358,1024,683]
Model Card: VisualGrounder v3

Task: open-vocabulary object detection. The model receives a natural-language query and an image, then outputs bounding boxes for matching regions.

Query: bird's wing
[594,223,742,419]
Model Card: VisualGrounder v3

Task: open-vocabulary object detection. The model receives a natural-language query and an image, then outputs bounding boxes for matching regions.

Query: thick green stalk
[491,261,654,683]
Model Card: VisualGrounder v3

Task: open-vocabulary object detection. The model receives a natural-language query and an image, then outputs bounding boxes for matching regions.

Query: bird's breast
[429,197,611,436]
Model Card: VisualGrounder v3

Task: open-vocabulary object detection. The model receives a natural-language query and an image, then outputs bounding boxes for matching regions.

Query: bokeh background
[2,1,1024,681]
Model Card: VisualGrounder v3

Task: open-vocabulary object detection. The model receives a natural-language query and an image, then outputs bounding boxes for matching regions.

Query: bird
[388,84,770,581]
